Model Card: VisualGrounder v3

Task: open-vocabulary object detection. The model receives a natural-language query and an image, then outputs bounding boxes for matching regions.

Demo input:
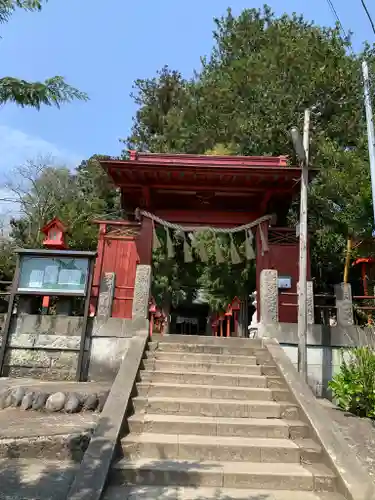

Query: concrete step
[140,369,270,387]
[143,359,264,375]
[136,382,291,402]
[150,335,263,347]
[111,458,336,491]
[121,433,322,463]
[146,350,259,365]
[128,414,310,439]
[133,396,300,419]
[103,485,345,500]
[149,342,263,356]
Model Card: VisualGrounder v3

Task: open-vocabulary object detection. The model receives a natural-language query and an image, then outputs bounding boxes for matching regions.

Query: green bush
[329,347,375,418]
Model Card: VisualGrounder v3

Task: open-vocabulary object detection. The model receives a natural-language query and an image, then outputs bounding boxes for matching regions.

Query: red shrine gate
[91,152,310,324]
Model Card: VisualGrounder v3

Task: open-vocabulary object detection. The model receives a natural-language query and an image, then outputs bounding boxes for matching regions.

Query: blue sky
[0,0,374,174]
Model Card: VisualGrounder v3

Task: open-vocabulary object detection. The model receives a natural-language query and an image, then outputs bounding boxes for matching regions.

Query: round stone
[83,393,98,411]
[4,392,12,408]
[11,387,26,407]
[64,393,80,413]
[45,392,66,412]
[20,391,35,410]
[97,390,109,412]
[0,389,10,409]
[32,392,49,411]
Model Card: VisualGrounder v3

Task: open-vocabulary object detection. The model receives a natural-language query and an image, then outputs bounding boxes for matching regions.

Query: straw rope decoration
[141,210,271,264]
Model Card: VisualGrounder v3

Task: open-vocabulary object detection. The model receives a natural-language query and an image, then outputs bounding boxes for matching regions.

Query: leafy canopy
[0,0,88,108]
[123,5,375,297]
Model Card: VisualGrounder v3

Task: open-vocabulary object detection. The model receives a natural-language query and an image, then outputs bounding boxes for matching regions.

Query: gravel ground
[319,399,375,483]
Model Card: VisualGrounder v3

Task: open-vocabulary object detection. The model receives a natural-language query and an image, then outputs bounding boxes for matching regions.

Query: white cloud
[0,125,81,173]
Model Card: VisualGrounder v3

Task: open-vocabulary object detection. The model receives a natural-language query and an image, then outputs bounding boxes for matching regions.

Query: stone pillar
[260,269,278,325]
[96,272,116,322]
[297,281,314,325]
[131,264,152,331]
[334,282,354,327]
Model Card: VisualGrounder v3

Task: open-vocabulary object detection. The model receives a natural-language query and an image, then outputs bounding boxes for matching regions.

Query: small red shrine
[41,217,68,250]
[92,152,310,324]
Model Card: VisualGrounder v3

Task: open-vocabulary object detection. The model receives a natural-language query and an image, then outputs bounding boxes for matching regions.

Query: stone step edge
[137,381,286,393]
[136,382,290,403]
[133,395,297,407]
[140,368,280,380]
[128,413,309,439]
[143,359,269,369]
[149,336,264,345]
[112,458,336,478]
[111,459,336,491]
[129,413,308,428]
[146,351,258,361]
[121,432,321,452]
[104,485,344,500]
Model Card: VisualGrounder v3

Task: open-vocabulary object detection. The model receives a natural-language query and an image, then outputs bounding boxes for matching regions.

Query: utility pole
[291,109,310,381]
[362,60,375,228]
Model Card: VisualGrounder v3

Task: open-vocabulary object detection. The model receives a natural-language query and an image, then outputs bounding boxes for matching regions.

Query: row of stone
[0,387,109,413]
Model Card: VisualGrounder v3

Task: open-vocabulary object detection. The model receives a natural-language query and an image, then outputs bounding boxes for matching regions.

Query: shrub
[329,347,375,418]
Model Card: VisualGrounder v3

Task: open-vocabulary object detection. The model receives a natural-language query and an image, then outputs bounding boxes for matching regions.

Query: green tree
[123,5,375,294]
[151,229,201,320]
[6,155,120,251]
[0,1,87,108]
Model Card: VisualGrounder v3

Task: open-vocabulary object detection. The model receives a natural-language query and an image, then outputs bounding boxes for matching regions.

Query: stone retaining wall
[0,315,84,380]
[0,314,144,382]
[260,322,373,397]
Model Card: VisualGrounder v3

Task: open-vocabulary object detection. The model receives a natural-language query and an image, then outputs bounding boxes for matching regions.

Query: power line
[360,0,375,36]
[325,0,349,40]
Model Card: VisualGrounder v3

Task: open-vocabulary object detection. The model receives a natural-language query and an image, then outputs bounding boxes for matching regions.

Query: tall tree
[124,5,375,293]
[5,155,120,250]
[0,1,87,108]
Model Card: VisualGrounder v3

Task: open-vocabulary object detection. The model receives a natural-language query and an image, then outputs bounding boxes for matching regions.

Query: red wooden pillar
[225,304,233,338]
[136,216,153,266]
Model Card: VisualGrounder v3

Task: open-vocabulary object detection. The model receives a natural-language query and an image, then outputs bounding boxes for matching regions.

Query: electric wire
[360,0,375,36]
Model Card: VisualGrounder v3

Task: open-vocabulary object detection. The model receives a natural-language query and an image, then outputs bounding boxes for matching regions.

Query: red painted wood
[41,217,68,250]
[91,221,140,319]
[136,217,153,265]
[256,228,311,324]
[124,151,288,168]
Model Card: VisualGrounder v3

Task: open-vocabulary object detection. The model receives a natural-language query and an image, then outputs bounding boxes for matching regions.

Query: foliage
[0,1,88,108]
[329,347,375,418]
[124,7,375,158]
[123,5,375,299]
[296,140,372,290]
[151,228,201,311]
[194,231,256,311]
[0,239,16,281]
[0,155,120,278]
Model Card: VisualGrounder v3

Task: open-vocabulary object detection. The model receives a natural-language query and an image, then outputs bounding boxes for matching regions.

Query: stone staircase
[103,335,346,499]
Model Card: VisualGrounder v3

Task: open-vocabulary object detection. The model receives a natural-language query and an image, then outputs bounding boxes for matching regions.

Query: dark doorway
[170,302,210,335]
